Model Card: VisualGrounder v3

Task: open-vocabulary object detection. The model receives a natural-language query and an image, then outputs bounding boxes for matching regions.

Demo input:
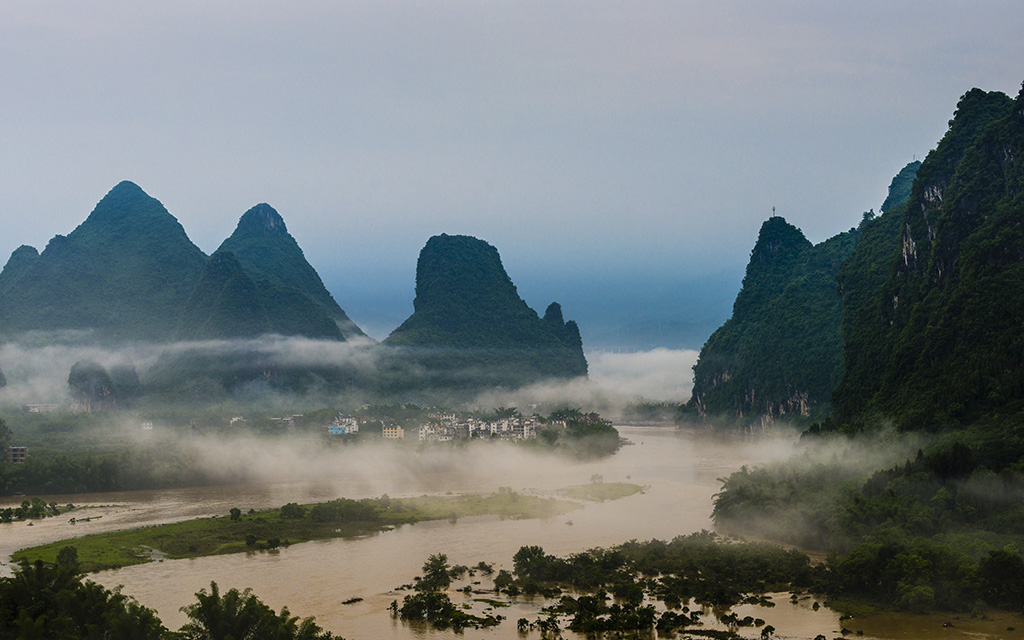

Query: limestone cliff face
[690,216,856,428]
[893,89,1013,281]
[832,84,1024,430]
[691,153,932,429]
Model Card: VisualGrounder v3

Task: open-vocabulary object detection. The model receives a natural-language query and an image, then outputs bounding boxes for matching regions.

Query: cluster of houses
[326,415,359,435]
[325,412,557,442]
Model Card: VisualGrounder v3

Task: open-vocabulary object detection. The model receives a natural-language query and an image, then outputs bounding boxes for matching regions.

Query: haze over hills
[0,185,591,401]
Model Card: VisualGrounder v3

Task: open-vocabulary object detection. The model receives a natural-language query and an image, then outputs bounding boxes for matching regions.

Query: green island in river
[12,483,642,573]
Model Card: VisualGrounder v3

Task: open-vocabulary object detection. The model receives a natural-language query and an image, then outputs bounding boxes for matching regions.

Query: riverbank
[13,484,640,573]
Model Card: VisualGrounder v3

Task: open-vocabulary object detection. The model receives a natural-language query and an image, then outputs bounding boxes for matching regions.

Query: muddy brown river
[2,426,1020,639]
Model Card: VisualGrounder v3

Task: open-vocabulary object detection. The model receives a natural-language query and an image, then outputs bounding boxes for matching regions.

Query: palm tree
[179,581,337,640]
[180,582,274,640]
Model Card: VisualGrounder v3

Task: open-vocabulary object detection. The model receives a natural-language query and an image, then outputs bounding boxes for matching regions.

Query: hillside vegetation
[711,82,1024,615]
[689,218,858,426]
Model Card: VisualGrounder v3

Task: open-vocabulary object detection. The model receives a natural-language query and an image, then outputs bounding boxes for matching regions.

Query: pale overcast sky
[1,1,1021,342]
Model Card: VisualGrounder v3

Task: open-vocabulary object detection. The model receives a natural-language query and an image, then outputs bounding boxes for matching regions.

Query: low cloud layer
[0,335,695,417]
[469,348,697,417]
[588,348,697,401]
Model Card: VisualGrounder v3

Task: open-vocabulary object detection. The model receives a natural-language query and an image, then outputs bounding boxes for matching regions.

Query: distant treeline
[0,447,223,496]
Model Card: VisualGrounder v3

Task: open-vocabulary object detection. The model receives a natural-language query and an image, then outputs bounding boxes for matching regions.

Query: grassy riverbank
[13,486,639,573]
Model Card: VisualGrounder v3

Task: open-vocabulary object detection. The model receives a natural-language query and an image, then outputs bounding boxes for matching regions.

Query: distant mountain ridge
[0,185,588,398]
[0,181,364,343]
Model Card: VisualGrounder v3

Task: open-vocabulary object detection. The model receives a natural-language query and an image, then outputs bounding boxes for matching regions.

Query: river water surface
[2,426,1020,639]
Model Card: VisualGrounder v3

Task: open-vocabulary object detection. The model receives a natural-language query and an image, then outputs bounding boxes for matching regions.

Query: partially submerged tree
[415,553,452,592]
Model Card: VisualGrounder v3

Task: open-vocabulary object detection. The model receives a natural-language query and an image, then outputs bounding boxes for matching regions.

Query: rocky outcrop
[383,234,587,390]
[689,216,856,428]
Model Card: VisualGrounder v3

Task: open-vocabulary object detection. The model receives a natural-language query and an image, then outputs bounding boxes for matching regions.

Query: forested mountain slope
[383,234,587,390]
[831,86,1023,430]
[688,217,857,426]
[218,204,365,340]
[0,181,207,340]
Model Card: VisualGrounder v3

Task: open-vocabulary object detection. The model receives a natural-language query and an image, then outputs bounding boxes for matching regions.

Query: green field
[13,488,611,573]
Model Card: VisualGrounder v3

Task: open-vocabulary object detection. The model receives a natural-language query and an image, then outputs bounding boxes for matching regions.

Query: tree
[416,554,452,592]
[280,502,306,519]
[493,569,514,593]
[475,561,494,575]
[0,560,166,640]
[229,507,242,522]
[179,581,337,640]
[514,545,554,581]
[179,582,269,640]
[56,546,79,570]
[978,548,1024,609]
